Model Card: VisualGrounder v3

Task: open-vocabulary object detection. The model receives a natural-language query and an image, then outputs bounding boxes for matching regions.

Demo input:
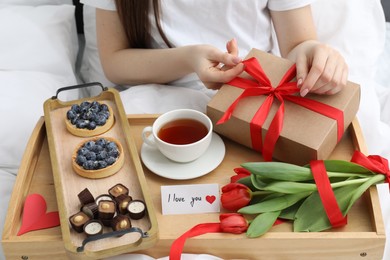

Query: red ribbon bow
[351,150,390,190]
[217,57,344,161]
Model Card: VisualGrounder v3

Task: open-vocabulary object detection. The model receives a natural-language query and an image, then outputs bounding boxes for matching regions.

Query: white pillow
[0,5,79,81]
[311,0,386,78]
[0,71,78,170]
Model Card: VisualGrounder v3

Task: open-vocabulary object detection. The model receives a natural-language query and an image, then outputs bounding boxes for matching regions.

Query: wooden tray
[41,85,158,259]
[2,114,386,259]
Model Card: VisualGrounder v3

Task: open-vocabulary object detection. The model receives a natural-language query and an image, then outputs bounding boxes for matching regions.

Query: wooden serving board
[41,87,158,259]
[2,114,386,260]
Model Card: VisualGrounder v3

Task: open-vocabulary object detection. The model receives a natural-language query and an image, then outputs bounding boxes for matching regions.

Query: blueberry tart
[72,137,124,179]
[65,101,114,137]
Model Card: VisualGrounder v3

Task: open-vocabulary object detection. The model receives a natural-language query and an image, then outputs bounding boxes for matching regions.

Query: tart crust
[65,103,114,137]
[72,137,124,179]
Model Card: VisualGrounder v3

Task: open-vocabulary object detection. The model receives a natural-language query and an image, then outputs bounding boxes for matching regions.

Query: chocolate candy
[81,202,99,219]
[115,194,133,214]
[95,194,114,205]
[78,188,95,205]
[98,200,116,220]
[111,214,132,232]
[83,219,103,236]
[69,211,91,233]
[108,183,129,198]
[127,200,146,220]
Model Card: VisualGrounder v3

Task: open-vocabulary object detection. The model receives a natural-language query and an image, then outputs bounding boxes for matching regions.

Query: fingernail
[297,78,303,88]
[233,56,242,64]
[300,88,309,97]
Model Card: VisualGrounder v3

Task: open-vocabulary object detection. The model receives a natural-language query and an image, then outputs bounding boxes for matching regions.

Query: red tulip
[231,167,251,183]
[219,213,248,234]
[221,183,251,211]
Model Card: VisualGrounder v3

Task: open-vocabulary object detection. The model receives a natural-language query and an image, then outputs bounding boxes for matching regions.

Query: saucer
[140,133,225,180]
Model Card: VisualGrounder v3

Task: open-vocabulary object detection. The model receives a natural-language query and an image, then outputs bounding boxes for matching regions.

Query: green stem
[252,191,273,196]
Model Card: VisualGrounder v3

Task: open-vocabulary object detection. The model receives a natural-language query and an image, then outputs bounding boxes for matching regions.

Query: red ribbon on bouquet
[310,160,347,228]
[217,57,344,161]
[351,150,390,190]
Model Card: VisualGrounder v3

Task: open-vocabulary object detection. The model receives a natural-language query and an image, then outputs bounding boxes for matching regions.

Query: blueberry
[92,161,99,170]
[70,116,79,125]
[95,114,107,126]
[76,155,87,166]
[97,160,108,169]
[84,141,96,150]
[85,151,97,161]
[106,142,117,151]
[100,104,109,112]
[76,119,88,129]
[78,147,89,156]
[106,156,116,165]
[95,138,107,147]
[67,110,77,120]
[96,150,108,160]
[87,121,97,130]
[92,144,103,153]
[71,104,80,113]
[108,149,119,158]
[83,160,94,170]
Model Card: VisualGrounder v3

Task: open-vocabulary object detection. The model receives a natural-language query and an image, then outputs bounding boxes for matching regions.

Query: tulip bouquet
[221,151,390,238]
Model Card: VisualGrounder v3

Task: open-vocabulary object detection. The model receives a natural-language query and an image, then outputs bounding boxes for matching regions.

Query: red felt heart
[205,195,216,204]
[17,194,60,236]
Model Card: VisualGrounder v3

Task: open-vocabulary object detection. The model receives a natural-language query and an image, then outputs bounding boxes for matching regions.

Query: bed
[0,0,389,259]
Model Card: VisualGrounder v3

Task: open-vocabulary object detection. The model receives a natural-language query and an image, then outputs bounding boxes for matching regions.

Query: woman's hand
[290,40,348,97]
[271,6,348,97]
[187,39,244,90]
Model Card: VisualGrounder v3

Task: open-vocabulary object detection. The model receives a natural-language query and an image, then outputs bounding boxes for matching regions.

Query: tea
[158,119,208,145]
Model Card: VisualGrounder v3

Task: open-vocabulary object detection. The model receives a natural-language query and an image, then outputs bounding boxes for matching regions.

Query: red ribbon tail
[310,160,347,228]
[169,223,221,260]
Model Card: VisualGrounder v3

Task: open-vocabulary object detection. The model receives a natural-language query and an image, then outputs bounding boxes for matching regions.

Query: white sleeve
[268,0,315,11]
[80,0,116,11]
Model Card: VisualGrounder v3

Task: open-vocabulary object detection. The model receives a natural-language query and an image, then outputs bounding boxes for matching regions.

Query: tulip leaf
[242,162,313,181]
[322,160,374,174]
[238,191,311,214]
[293,184,359,232]
[246,210,281,238]
[279,200,304,220]
[294,174,385,232]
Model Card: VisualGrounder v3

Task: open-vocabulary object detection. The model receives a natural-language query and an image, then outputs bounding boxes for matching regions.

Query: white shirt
[81,0,313,56]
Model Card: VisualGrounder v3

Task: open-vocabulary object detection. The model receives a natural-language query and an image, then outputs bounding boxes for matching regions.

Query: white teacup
[142,109,213,163]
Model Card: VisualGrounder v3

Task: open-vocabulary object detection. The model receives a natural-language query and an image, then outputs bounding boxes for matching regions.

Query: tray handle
[52,82,108,100]
[76,227,149,253]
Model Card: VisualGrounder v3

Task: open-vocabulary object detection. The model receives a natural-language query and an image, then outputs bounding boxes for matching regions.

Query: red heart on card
[205,195,216,204]
[17,194,60,236]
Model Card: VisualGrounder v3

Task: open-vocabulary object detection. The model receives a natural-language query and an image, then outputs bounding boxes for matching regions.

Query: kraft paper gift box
[206,48,360,165]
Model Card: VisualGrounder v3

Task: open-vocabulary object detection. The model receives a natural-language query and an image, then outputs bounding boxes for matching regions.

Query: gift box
[207,48,360,165]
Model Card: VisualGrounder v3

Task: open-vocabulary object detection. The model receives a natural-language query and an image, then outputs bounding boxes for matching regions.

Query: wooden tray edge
[43,89,159,258]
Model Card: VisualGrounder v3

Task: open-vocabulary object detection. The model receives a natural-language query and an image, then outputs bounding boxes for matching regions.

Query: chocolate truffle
[69,211,91,233]
[81,202,99,219]
[108,183,129,198]
[78,188,95,205]
[83,219,103,236]
[111,215,132,232]
[127,200,146,220]
[98,200,116,220]
[95,194,114,205]
[115,194,133,214]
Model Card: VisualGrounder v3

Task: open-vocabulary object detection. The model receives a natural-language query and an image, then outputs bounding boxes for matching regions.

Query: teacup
[142,109,213,163]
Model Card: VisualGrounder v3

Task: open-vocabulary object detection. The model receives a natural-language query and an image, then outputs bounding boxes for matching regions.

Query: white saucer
[140,133,225,180]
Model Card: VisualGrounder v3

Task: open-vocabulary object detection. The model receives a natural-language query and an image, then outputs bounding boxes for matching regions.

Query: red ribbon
[217,57,344,161]
[169,223,221,260]
[310,160,347,228]
[351,150,390,190]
